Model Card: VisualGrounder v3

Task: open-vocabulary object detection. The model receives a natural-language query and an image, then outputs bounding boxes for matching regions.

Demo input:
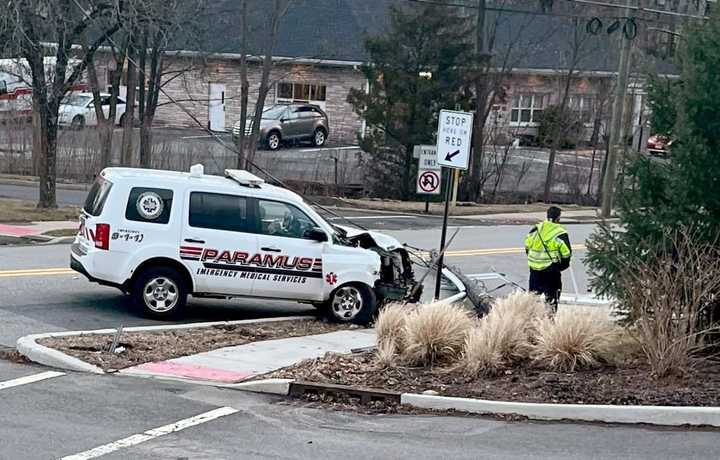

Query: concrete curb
[15,316,313,374]
[400,393,720,428]
[222,378,295,395]
[223,379,720,427]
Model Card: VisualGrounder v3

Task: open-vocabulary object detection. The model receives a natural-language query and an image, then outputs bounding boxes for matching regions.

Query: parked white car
[59,92,128,128]
[70,165,423,324]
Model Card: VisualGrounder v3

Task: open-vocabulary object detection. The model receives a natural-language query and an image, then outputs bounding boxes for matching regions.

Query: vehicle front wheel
[131,266,188,319]
[266,132,281,151]
[312,128,327,147]
[71,115,85,130]
[323,283,377,325]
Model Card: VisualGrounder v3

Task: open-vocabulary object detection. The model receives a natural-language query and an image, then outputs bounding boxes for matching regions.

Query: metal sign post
[434,110,473,300]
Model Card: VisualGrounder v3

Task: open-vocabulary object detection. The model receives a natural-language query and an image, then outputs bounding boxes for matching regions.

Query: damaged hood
[336,225,403,252]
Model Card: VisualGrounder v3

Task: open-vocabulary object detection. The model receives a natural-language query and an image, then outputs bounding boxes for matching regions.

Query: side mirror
[280,118,287,123]
[304,227,328,242]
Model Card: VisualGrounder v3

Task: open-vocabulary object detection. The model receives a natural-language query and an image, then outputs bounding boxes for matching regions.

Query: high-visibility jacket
[525,220,572,271]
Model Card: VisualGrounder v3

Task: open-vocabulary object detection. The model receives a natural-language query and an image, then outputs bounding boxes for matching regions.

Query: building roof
[186,0,676,75]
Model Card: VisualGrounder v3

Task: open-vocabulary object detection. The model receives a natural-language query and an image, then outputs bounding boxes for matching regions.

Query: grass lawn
[0,198,79,223]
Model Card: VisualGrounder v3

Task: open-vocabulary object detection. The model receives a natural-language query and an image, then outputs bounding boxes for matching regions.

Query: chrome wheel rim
[143,277,179,313]
[268,134,280,149]
[331,286,363,320]
[314,130,325,146]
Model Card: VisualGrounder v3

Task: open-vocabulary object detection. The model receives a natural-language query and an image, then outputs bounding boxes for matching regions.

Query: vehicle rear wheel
[312,128,327,147]
[266,131,281,151]
[323,283,376,325]
[131,266,188,319]
[118,113,126,127]
[71,115,85,130]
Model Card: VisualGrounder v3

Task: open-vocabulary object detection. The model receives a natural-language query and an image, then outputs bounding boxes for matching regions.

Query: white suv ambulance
[71,165,420,324]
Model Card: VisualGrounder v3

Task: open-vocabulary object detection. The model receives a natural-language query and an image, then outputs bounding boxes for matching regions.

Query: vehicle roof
[101,167,305,204]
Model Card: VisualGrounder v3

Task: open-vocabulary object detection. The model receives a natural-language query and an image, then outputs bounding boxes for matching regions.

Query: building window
[568,95,595,124]
[510,93,549,125]
[277,82,327,104]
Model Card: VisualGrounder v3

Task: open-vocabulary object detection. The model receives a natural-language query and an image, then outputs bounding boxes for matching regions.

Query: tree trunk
[38,110,57,208]
[121,45,139,166]
[85,54,114,169]
[236,0,249,169]
[403,144,413,200]
[139,36,163,168]
[31,94,42,176]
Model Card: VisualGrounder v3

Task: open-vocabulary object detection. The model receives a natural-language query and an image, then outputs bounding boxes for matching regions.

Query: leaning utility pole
[600,0,633,218]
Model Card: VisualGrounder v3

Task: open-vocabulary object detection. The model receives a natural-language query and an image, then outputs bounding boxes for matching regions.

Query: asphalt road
[0,224,593,347]
[1,360,717,460]
[1,223,716,459]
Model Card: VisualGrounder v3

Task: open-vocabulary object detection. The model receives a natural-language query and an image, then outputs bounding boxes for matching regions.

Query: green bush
[586,10,720,329]
[536,105,584,149]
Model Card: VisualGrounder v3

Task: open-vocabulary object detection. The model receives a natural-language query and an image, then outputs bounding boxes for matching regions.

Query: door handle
[261,247,282,253]
[184,238,205,244]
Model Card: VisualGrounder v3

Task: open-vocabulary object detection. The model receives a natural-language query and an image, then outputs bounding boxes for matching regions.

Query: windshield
[262,105,287,120]
[64,94,92,107]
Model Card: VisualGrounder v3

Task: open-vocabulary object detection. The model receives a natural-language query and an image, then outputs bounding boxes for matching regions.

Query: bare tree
[542,17,594,203]
[244,0,292,170]
[1,0,120,207]
[84,35,128,168]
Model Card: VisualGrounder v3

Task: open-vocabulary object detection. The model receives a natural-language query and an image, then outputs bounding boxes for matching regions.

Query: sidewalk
[120,329,376,384]
[0,220,76,238]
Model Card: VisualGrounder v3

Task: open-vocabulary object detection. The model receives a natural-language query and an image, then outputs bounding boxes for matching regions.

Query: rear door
[182,191,258,295]
[281,107,304,140]
[250,198,325,301]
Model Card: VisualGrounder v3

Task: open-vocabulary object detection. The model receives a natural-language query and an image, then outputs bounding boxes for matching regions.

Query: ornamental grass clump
[462,291,548,376]
[532,307,620,372]
[401,302,474,367]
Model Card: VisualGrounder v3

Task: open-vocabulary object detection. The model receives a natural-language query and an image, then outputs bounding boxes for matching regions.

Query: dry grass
[532,307,620,372]
[617,231,720,378]
[462,291,549,376]
[375,303,410,347]
[0,198,79,223]
[376,338,399,368]
[401,302,474,367]
[374,303,413,367]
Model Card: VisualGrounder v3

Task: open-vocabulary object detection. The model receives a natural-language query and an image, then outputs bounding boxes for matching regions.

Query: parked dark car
[233,103,329,150]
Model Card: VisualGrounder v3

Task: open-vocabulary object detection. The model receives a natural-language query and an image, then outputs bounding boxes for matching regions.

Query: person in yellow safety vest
[524,206,572,311]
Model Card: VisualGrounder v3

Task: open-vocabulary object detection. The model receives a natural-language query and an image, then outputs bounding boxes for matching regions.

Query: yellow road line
[0,244,587,278]
[445,244,585,257]
[0,268,75,278]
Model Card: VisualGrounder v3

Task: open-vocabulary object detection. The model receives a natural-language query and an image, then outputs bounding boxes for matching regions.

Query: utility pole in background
[469,0,488,200]
[600,0,634,218]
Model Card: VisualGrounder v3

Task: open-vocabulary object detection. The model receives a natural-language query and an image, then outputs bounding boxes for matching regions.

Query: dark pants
[529,267,562,311]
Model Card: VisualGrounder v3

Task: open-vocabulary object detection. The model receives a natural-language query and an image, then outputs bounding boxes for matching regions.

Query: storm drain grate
[289,381,401,405]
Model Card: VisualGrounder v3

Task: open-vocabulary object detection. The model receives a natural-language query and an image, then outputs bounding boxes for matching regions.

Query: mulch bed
[39,320,352,371]
[268,352,720,407]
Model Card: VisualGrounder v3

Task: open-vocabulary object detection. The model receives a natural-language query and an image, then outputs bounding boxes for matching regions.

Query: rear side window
[189,192,249,232]
[125,187,173,224]
[83,176,113,216]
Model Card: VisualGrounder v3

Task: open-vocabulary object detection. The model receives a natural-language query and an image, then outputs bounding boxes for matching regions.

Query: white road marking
[59,406,239,460]
[328,215,416,220]
[0,371,65,390]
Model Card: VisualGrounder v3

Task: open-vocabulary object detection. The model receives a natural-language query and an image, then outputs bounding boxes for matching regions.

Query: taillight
[94,223,110,250]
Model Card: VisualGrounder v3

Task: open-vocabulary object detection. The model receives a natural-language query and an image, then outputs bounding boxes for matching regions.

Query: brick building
[97,0,701,147]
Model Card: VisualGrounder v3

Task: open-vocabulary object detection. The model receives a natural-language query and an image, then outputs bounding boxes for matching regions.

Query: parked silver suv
[232,103,329,150]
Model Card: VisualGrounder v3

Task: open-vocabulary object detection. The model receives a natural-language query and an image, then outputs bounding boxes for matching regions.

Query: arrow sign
[444,150,460,162]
